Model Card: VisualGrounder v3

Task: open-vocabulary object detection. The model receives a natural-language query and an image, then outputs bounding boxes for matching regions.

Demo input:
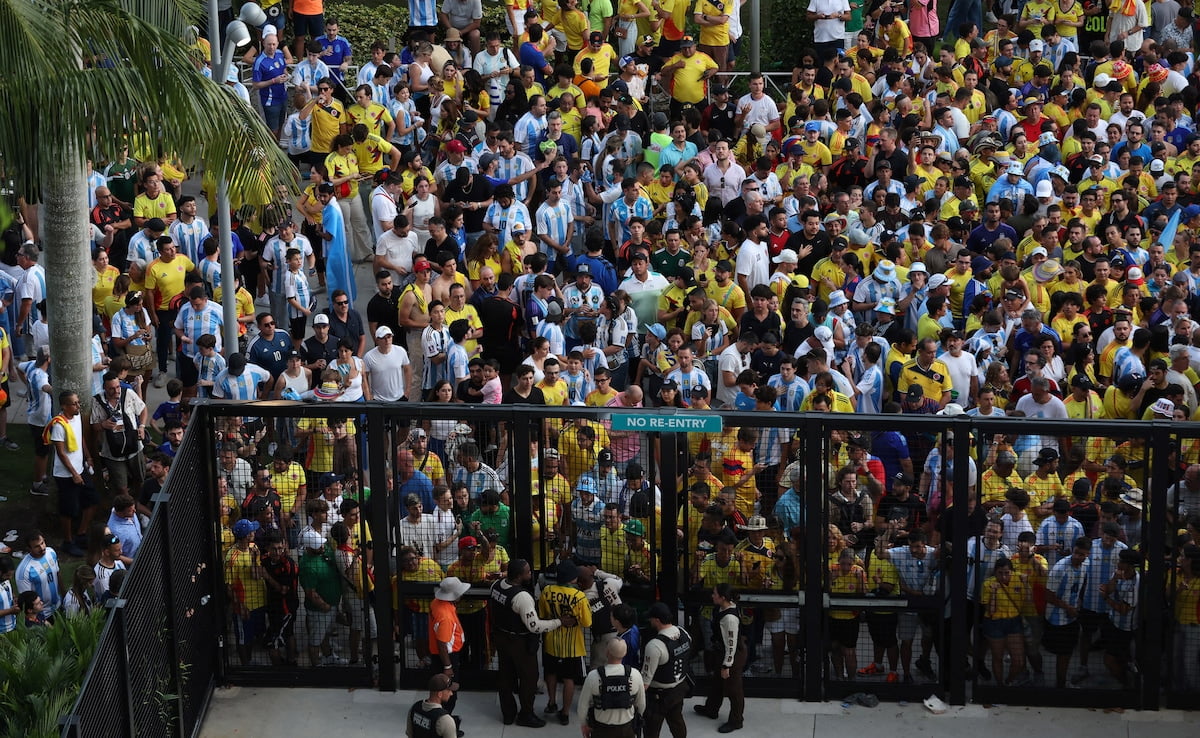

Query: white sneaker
[321,655,349,666]
[153,373,166,388]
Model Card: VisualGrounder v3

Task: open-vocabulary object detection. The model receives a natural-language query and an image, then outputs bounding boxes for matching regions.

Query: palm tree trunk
[42,149,93,412]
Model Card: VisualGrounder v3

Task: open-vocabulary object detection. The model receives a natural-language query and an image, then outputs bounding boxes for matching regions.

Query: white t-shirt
[49,414,85,479]
[808,0,850,43]
[939,350,977,404]
[375,229,418,277]
[735,238,769,290]
[716,345,750,408]
[734,92,781,130]
[370,187,399,240]
[364,345,411,401]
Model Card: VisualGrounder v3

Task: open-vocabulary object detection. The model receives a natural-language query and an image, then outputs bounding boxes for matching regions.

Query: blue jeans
[945,0,983,45]
[262,103,285,132]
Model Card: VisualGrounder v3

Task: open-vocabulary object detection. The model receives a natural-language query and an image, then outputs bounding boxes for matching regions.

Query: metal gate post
[1141,423,1170,710]
[948,419,972,706]
[802,416,825,702]
[659,431,680,601]
[510,408,535,563]
[366,408,396,691]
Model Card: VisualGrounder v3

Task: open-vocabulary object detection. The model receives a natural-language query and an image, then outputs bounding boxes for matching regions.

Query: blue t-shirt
[252,51,288,107]
[518,42,550,84]
[317,36,352,79]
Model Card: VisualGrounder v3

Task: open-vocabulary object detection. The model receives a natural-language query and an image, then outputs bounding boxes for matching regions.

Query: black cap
[894,472,914,486]
[905,385,924,401]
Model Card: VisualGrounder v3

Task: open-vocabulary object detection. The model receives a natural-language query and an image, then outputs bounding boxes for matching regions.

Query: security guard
[640,602,692,738]
[488,559,577,728]
[694,583,745,733]
[578,639,646,738]
[406,673,457,738]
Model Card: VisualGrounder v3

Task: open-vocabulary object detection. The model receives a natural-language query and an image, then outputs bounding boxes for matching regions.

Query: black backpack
[93,389,140,458]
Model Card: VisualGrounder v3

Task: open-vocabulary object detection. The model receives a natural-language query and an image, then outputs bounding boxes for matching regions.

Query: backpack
[93,389,140,458]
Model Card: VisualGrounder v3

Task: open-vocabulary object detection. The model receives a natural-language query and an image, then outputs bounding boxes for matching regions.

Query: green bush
[323,0,509,57]
[765,0,813,71]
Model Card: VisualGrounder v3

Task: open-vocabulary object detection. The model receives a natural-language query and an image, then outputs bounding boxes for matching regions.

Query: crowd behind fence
[61,402,1200,736]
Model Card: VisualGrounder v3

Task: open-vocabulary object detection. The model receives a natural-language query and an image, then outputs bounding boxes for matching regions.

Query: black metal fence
[62,400,1200,735]
[61,419,218,738]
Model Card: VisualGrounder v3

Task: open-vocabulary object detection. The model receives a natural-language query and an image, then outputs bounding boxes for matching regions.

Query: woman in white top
[406,175,440,250]
[521,336,553,383]
[109,290,155,395]
[273,351,313,399]
[63,566,97,617]
[333,338,371,401]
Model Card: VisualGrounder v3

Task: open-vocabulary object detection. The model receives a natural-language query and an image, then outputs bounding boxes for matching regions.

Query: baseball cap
[680,35,696,47]
[233,519,260,539]
[374,325,393,338]
[458,536,479,550]
[313,313,329,325]
[298,529,326,551]
[445,139,466,153]
[320,472,344,488]
[413,257,432,272]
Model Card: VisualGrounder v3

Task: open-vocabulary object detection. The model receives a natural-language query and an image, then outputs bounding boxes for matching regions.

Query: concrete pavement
[199,686,1196,738]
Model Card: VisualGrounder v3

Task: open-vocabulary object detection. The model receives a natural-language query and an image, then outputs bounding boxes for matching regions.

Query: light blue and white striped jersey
[111,307,151,346]
[1037,516,1085,567]
[194,351,226,398]
[0,580,15,633]
[535,321,565,357]
[408,0,439,27]
[536,200,573,262]
[445,342,470,389]
[855,364,886,414]
[371,81,391,106]
[173,301,224,359]
[755,423,786,466]
[169,217,209,264]
[1044,556,1089,626]
[562,283,604,341]
[562,369,594,405]
[263,235,314,295]
[198,257,222,292]
[292,58,331,92]
[665,367,711,404]
[284,268,313,320]
[484,200,532,248]
[513,112,547,156]
[495,153,536,202]
[16,263,46,326]
[86,170,106,210]
[90,334,105,397]
[422,325,453,390]
[389,101,418,146]
[434,156,474,188]
[1082,538,1128,612]
[767,374,808,412]
[1111,346,1145,385]
[608,196,654,245]
[691,320,728,358]
[563,177,588,221]
[21,360,53,426]
[357,60,380,86]
[282,113,312,155]
[965,538,1010,602]
[127,230,158,265]
[1107,573,1138,630]
[15,548,61,617]
[213,362,272,401]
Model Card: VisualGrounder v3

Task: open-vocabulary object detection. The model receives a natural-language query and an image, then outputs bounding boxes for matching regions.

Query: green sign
[611,413,724,433]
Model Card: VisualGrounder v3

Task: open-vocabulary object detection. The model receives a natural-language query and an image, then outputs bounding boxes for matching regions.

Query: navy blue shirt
[247,330,293,378]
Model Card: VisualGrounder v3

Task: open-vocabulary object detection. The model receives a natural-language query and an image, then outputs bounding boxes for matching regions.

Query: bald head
[606,638,628,664]
[622,385,643,405]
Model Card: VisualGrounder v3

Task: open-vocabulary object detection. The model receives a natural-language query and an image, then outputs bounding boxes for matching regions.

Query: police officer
[577,557,622,669]
[640,602,692,738]
[578,639,646,738]
[406,673,458,738]
[488,558,577,727]
[694,583,745,733]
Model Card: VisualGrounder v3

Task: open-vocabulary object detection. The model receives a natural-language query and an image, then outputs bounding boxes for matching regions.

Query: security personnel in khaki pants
[488,559,577,728]
[578,639,646,738]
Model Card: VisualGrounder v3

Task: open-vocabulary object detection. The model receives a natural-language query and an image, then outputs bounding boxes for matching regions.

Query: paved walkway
[199,686,1196,738]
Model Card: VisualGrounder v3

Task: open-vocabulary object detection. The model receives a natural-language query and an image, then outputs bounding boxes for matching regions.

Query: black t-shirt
[366,291,402,337]
[739,311,783,343]
[871,148,909,179]
[703,102,738,141]
[787,230,832,276]
[457,378,485,403]
[502,387,546,404]
[749,347,784,386]
[425,235,457,263]
[446,176,494,233]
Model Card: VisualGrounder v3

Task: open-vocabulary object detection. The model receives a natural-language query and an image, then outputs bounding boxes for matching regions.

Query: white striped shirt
[292,58,330,92]
[86,170,106,210]
[446,343,470,389]
[1082,538,1128,612]
[283,113,312,155]
[127,230,158,265]
[263,235,314,295]
[435,157,474,188]
[111,308,151,346]
[389,99,420,146]
[357,60,380,86]
[536,200,573,261]
[535,321,565,357]
[484,201,532,248]
[173,301,224,358]
[0,580,15,633]
[1045,557,1089,626]
[16,263,46,322]
[284,269,313,320]
[371,82,391,106]
[169,217,208,264]
[495,153,536,202]
[768,374,808,412]
[15,549,61,617]
[513,112,547,156]
[423,325,452,389]
[409,0,439,26]
[198,257,223,292]
[855,365,886,415]
[194,351,226,396]
[213,362,272,401]
[21,361,52,426]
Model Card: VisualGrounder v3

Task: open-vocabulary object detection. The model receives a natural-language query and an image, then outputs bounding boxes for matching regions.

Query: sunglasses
[335,300,349,306]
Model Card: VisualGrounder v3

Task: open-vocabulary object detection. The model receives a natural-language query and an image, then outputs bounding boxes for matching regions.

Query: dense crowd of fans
[5,0,1200,726]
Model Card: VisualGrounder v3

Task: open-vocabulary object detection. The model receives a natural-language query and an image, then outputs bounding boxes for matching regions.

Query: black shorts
[56,476,99,518]
[865,612,899,648]
[292,12,325,38]
[30,424,50,457]
[542,653,586,683]
[1101,621,1133,659]
[829,616,861,648]
[176,352,199,388]
[1078,608,1106,635]
[1042,620,1080,656]
[265,609,297,650]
